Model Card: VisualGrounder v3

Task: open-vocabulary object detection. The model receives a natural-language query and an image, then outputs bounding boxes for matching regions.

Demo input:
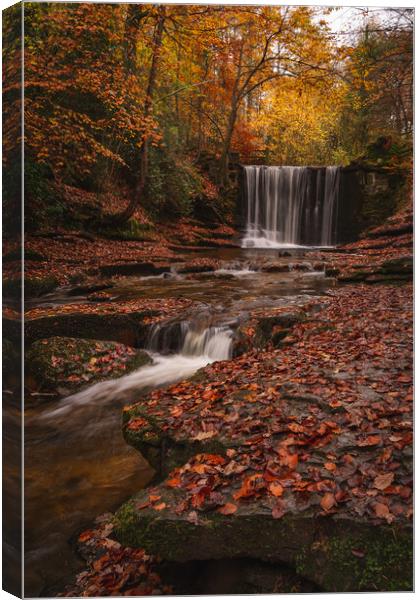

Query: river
[24,247,336,596]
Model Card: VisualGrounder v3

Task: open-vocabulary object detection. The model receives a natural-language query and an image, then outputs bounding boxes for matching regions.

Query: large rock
[3,275,58,298]
[20,298,198,347]
[99,262,170,277]
[115,489,412,592]
[26,336,151,395]
[117,285,412,592]
[338,255,412,283]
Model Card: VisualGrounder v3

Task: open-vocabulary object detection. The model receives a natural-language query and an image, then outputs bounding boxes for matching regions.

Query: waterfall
[43,321,233,418]
[242,165,340,248]
[148,320,233,361]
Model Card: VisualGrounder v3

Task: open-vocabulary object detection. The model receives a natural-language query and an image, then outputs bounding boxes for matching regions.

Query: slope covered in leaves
[123,284,412,525]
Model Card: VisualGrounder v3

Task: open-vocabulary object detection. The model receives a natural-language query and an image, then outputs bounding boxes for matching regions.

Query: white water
[242,165,340,249]
[43,323,233,420]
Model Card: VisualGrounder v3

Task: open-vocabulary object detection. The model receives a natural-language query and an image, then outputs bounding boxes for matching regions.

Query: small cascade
[43,320,233,419]
[242,165,340,248]
[148,319,233,361]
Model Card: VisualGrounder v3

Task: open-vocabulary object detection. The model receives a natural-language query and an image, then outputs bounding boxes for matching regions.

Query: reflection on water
[24,248,335,596]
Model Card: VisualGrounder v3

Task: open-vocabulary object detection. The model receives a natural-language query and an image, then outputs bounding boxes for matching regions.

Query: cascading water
[242,165,340,248]
[43,320,233,419]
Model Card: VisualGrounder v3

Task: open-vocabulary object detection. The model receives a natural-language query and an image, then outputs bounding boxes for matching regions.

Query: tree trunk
[117,6,166,223]
[218,102,238,187]
[218,36,244,187]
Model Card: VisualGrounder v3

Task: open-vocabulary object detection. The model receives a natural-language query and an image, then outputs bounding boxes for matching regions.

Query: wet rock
[278,251,292,257]
[177,264,215,274]
[289,262,313,272]
[22,299,198,347]
[99,262,170,277]
[26,336,151,396]
[338,255,412,284]
[325,267,340,277]
[114,491,412,592]
[3,275,58,298]
[67,282,113,297]
[24,311,151,347]
[261,263,290,273]
[254,311,305,348]
[381,255,412,275]
[158,557,318,594]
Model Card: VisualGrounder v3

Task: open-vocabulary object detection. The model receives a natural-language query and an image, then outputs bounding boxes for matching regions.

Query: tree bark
[117,6,166,223]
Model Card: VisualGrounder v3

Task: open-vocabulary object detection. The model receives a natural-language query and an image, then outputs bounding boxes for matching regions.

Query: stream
[24,247,336,596]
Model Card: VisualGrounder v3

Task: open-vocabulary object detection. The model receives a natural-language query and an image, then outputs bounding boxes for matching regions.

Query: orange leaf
[218,502,238,515]
[373,472,394,490]
[320,492,336,512]
[373,502,394,523]
[268,481,284,497]
[324,462,337,471]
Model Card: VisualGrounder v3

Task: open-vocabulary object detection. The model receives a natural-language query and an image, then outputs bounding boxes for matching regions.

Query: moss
[3,275,58,298]
[100,219,157,242]
[296,528,412,592]
[26,336,151,395]
[4,248,45,262]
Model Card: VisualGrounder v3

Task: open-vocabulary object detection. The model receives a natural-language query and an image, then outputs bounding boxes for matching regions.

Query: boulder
[26,336,151,396]
[3,275,58,298]
[115,491,412,592]
[22,298,197,347]
[254,311,305,348]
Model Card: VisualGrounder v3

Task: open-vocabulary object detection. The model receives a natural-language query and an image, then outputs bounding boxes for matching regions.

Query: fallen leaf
[268,481,284,497]
[320,492,336,512]
[373,472,394,490]
[218,502,237,515]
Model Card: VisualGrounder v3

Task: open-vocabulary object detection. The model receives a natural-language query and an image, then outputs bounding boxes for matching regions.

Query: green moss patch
[26,336,151,395]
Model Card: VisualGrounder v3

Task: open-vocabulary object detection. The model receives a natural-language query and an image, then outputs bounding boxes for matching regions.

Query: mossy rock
[114,492,412,592]
[4,249,45,262]
[325,267,340,277]
[254,312,304,348]
[24,309,157,347]
[380,255,412,275]
[122,405,236,476]
[99,262,170,277]
[3,275,58,299]
[26,336,151,395]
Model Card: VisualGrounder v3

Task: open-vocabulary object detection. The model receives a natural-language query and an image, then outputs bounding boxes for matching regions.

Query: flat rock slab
[99,262,171,277]
[21,298,198,347]
[115,486,412,592]
[26,336,151,396]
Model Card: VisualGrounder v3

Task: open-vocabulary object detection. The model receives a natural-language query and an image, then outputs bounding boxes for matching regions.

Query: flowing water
[24,248,336,596]
[242,166,341,249]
